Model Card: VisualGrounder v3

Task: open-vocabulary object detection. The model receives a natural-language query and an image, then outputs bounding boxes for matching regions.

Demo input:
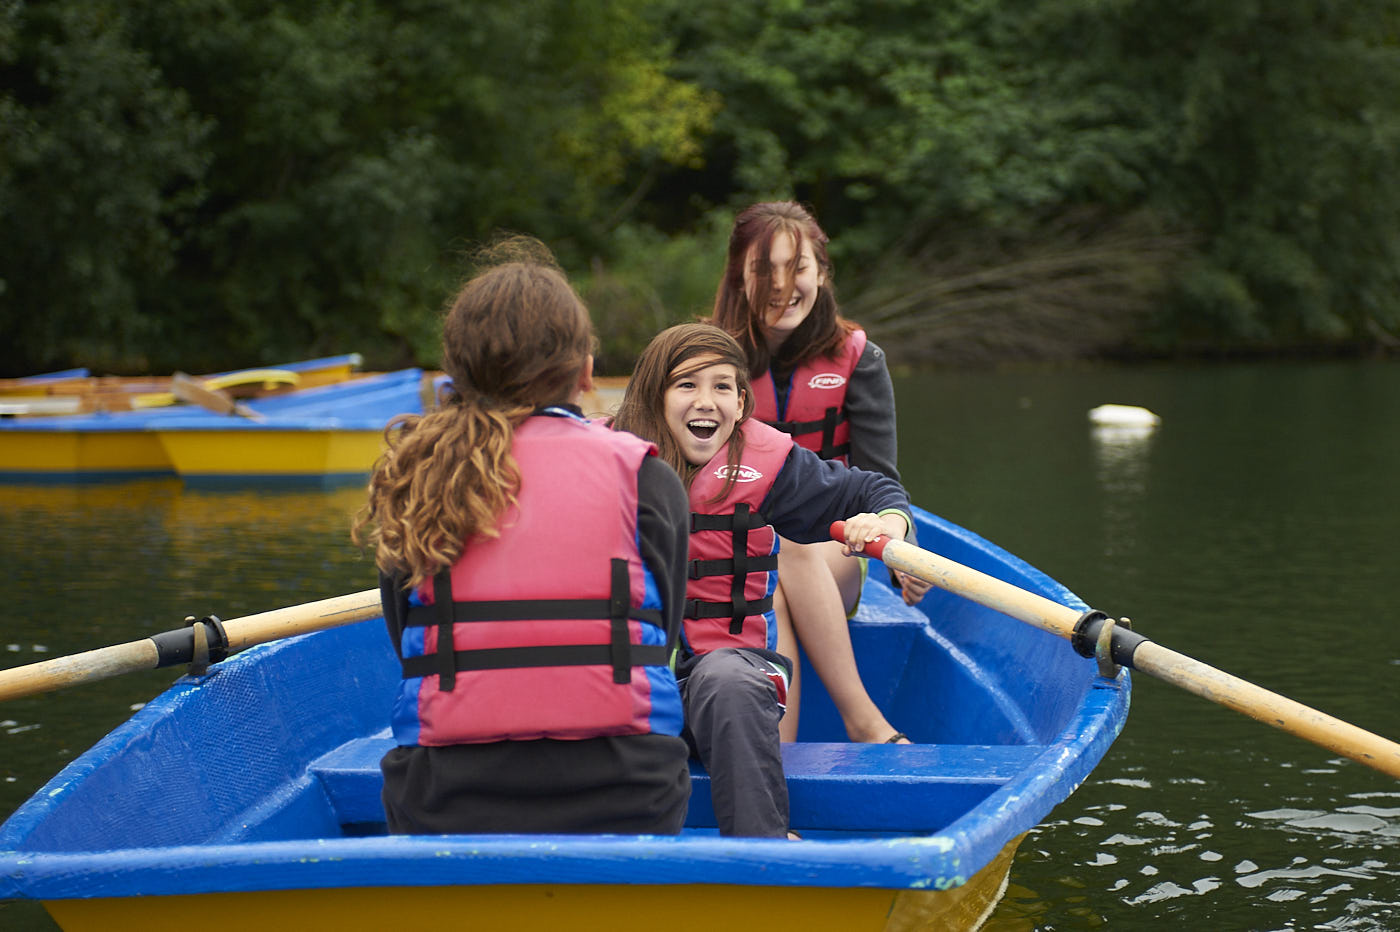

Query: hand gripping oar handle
[832,522,1400,780]
[0,589,382,702]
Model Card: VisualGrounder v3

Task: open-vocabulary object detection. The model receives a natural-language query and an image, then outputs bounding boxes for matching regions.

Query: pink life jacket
[683,419,794,654]
[391,410,682,746]
[752,328,867,463]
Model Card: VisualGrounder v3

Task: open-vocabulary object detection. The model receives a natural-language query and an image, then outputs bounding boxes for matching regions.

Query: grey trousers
[680,647,791,838]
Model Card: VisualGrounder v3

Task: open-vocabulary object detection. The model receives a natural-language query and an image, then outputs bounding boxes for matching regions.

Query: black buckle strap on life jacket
[400,643,671,679]
[768,407,849,460]
[404,561,663,685]
[690,510,768,532]
[683,594,774,619]
[688,554,778,579]
[608,557,630,684]
[817,406,847,460]
[687,503,776,637]
[433,571,457,692]
[728,502,752,634]
[405,600,663,626]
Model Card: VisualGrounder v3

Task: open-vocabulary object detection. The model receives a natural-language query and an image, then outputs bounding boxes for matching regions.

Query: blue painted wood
[260,353,363,375]
[148,367,426,428]
[310,735,1047,833]
[6,367,90,384]
[0,369,424,435]
[0,507,1130,902]
[198,354,364,379]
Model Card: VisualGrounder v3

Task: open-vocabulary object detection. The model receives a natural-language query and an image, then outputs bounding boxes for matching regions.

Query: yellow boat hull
[155,429,386,482]
[45,835,1019,932]
[0,430,171,477]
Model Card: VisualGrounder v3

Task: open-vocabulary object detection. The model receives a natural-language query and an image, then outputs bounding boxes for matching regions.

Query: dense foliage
[0,0,715,373]
[1,0,1397,375]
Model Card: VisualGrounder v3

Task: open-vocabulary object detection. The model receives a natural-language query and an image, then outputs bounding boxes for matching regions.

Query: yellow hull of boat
[156,429,386,479]
[287,359,362,390]
[44,835,1019,932]
[0,431,171,475]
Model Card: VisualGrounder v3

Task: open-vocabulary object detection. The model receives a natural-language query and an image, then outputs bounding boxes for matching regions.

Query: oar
[0,589,381,702]
[834,522,1400,780]
[171,371,266,421]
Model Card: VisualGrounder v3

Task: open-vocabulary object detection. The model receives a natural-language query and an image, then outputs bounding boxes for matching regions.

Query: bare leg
[819,538,931,608]
[817,538,865,611]
[773,584,801,742]
[777,538,907,743]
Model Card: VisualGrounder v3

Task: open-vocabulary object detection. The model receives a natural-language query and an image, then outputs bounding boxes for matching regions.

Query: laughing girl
[611,322,912,838]
[711,201,929,745]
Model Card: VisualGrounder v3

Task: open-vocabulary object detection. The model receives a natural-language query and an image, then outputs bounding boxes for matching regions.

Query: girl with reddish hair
[712,201,930,745]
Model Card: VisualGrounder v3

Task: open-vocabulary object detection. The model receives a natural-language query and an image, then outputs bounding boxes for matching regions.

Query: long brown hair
[612,322,753,499]
[710,201,857,377]
[354,237,595,589]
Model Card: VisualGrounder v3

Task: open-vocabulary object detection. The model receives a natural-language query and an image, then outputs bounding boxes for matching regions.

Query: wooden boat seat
[309,734,1048,835]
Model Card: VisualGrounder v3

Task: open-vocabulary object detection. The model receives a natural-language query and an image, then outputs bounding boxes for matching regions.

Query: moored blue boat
[0,366,426,486]
[151,368,433,487]
[0,507,1129,930]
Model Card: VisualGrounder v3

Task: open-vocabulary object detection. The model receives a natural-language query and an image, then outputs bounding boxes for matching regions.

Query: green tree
[6,0,1398,372]
[649,0,1400,358]
[130,0,716,370]
[0,0,715,375]
[656,0,1073,256]
[1028,0,1400,352]
[0,1,209,375]
[648,0,1191,359]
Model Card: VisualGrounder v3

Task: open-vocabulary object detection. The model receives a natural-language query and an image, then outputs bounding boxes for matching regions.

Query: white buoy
[1088,404,1161,428]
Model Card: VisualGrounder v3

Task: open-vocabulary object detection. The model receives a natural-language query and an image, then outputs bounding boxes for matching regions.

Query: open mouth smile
[687,419,719,440]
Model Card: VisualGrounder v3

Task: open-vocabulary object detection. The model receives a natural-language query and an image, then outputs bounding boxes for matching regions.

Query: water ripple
[987,767,1400,930]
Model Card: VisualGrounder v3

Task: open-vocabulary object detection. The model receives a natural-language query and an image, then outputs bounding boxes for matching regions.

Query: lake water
[2,359,1398,929]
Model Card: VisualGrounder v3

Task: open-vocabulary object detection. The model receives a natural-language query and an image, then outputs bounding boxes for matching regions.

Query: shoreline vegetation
[3,2,1398,377]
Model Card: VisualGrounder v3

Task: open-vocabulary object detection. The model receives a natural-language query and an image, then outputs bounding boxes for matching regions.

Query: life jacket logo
[714,464,763,482]
[808,373,846,390]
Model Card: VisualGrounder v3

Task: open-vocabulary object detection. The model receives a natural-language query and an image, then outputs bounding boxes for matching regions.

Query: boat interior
[4,512,1111,852]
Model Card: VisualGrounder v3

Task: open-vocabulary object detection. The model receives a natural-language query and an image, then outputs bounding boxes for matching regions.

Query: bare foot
[846,717,910,744]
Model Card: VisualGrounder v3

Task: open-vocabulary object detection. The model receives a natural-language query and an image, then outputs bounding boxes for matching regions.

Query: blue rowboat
[127,353,369,408]
[0,356,365,416]
[0,366,425,485]
[0,368,93,385]
[0,507,1129,930]
[151,368,433,487]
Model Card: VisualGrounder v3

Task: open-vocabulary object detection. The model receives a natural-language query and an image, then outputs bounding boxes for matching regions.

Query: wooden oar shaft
[844,525,1400,780]
[0,641,160,703]
[220,588,381,651]
[874,535,1083,636]
[1130,642,1400,779]
[0,589,382,702]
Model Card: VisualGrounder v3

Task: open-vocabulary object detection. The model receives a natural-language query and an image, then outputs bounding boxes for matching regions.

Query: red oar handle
[829,520,893,560]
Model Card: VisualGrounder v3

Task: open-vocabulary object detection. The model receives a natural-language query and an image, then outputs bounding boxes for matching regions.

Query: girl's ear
[580,355,595,394]
[569,355,595,404]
